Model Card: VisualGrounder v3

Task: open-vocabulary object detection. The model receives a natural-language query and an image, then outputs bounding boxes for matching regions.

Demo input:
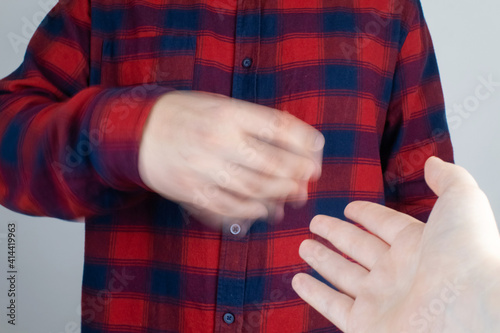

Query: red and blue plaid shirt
[0,0,453,331]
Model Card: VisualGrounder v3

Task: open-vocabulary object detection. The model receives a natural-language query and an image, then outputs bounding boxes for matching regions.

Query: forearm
[0,0,176,220]
[0,85,171,219]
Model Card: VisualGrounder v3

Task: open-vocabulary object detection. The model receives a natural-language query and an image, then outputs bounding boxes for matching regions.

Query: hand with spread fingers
[292,157,500,332]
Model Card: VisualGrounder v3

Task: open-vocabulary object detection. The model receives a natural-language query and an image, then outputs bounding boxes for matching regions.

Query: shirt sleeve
[0,0,173,220]
[380,0,454,222]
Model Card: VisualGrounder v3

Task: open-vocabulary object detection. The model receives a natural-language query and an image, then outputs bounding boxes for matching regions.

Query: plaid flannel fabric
[0,0,453,331]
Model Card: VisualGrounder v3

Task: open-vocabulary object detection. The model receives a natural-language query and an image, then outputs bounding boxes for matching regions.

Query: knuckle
[260,150,283,175]
[241,176,265,197]
[271,111,293,132]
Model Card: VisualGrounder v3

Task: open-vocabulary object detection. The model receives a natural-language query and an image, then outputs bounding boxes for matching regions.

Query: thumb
[424,157,500,260]
[424,156,479,197]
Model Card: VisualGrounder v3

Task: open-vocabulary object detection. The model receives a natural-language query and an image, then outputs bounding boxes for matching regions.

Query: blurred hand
[139,91,324,232]
[292,157,500,332]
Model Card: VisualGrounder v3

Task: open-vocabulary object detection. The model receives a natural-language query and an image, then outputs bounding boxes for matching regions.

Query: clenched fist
[138,91,324,232]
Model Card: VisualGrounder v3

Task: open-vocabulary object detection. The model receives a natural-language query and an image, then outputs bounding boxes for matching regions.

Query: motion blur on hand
[138,91,325,234]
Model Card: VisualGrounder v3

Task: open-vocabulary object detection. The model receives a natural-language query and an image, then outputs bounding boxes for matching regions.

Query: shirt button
[242,57,253,68]
[230,224,241,235]
[223,312,235,324]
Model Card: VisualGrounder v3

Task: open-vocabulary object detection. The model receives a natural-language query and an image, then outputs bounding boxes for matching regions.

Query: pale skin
[138,90,325,233]
[138,92,500,331]
[292,157,500,332]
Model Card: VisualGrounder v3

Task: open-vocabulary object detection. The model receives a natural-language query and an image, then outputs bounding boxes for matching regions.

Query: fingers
[144,91,324,229]
[235,104,325,156]
[198,156,307,205]
[292,273,352,333]
[309,215,390,270]
[216,164,301,201]
[289,180,309,208]
[232,104,324,178]
[299,239,369,298]
[344,201,422,245]
[424,156,479,196]
[187,153,306,203]
[232,135,320,181]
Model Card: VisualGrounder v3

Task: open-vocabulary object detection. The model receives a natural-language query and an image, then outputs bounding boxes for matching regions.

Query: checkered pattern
[0,0,453,332]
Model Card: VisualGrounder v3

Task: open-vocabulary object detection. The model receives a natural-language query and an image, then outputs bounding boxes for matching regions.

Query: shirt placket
[214,230,250,332]
[231,0,260,103]
[214,0,261,331]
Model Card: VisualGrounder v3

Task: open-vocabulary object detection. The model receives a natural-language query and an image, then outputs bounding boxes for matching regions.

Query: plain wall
[0,0,499,332]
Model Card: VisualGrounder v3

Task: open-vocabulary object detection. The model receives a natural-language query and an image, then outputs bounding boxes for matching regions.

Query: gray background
[0,0,499,332]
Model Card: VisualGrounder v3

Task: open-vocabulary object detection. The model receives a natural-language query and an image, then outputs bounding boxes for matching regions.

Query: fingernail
[311,133,325,151]
[310,218,327,236]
